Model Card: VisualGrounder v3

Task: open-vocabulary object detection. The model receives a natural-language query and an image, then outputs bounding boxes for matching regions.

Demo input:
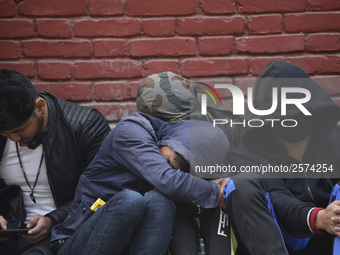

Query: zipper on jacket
[304,172,316,203]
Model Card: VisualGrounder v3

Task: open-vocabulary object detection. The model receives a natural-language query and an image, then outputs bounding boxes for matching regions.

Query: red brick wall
[0,0,340,123]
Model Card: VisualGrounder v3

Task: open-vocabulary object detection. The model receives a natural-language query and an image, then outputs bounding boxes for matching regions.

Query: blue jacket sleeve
[111,118,219,208]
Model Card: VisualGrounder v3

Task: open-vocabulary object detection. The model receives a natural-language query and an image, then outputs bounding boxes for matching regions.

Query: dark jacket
[51,112,228,241]
[229,61,340,238]
[0,92,110,224]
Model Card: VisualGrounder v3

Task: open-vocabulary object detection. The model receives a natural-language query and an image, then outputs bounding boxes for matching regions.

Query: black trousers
[170,203,231,255]
[170,174,332,255]
[225,174,288,255]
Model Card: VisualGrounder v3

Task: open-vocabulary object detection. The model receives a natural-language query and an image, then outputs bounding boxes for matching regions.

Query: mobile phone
[0,228,32,236]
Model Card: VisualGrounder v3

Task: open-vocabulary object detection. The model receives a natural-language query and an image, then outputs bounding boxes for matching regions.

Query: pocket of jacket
[55,196,95,237]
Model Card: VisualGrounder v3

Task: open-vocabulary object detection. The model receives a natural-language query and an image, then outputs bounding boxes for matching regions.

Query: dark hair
[175,152,190,172]
[0,69,38,132]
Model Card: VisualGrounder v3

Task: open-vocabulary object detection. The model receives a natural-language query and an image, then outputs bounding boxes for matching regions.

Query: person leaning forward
[51,112,230,255]
[136,71,237,254]
[0,69,110,255]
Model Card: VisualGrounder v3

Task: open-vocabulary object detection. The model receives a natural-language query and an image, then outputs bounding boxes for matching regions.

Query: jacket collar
[27,92,56,149]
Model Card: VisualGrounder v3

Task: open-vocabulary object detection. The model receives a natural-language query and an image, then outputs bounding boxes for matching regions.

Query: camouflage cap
[136,71,203,123]
[136,71,240,148]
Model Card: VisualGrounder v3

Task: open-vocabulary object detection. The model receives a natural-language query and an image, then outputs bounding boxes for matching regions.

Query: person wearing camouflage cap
[136,72,234,255]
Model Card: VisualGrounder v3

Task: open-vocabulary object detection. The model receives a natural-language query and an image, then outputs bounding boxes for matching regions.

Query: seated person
[136,71,234,254]
[228,61,340,254]
[51,112,230,255]
[0,69,110,255]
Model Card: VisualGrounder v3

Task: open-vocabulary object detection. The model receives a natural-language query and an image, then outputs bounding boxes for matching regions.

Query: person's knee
[225,174,267,211]
[106,189,146,213]
[144,190,175,210]
[144,190,176,222]
[232,173,265,198]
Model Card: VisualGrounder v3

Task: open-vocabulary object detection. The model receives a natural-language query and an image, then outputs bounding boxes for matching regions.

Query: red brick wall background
[0,0,340,124]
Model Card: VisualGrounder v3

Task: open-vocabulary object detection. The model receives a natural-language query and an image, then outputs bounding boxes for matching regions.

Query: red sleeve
[310,208,326,234]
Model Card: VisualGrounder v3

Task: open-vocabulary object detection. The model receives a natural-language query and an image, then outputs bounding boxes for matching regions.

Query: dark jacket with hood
[0,92,110,225]
[51,112,229,242]
[229,61,340,238]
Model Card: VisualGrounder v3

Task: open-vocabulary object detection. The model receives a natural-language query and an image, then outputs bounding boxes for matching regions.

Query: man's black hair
[0,69,38,132]
[175,152,190,173]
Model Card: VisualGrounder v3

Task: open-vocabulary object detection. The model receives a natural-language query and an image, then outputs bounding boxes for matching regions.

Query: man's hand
[212,178,230,210]
[23,215,56,244]
[0,215,8,243]
[315,200,340,237]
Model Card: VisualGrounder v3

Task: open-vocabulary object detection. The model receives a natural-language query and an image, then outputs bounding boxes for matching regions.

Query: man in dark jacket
[0,69,110,254]
[228,61,340,254]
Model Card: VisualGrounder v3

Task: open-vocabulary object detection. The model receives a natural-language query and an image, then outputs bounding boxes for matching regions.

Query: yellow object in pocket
[90,198,106,212]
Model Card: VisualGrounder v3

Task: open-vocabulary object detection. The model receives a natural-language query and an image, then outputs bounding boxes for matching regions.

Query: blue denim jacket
[51,112,228,242]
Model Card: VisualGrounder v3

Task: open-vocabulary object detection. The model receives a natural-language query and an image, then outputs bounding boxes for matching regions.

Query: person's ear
[34,97,47,115]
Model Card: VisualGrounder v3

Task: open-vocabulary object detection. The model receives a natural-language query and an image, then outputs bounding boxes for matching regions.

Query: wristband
[310,208,326,234]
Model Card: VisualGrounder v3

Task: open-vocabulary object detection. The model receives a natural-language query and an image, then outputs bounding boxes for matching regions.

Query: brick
[143,19,176,37]
[251,57,285,76]
[253,57,340,76]
[94,82,128,101]
[199,0,234,14]
[179,17,244,35]
[75,19,141,37]
[127,0,194,16]
[74,60,143,79]
[144,60,179,76]
[286,13,340,33]
[182,58,249,77]
[37,20,72,38]
[0,20,33,38]
[307,0,340,10]
[287,56,340,75]
[199,37,233,56]
[90,0,124,16]
[23,40,91,58]
[0,0,16,17]
[0,41,19,59]
[129,38,196,57]
[0,62,35,77]
[248,15,282,35]
[93,39,126,57]
[19,0,87,16]
[127,81,140,99]
[34,83,92,101]
[308,34,340,52]
[38,62,72,80]
[238,0,305,13]
[237,35,304,54]
[92,103,137,122]
[312,76,340,95]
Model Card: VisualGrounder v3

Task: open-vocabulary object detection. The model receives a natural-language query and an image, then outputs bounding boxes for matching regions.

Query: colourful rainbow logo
[196,82,222,106]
